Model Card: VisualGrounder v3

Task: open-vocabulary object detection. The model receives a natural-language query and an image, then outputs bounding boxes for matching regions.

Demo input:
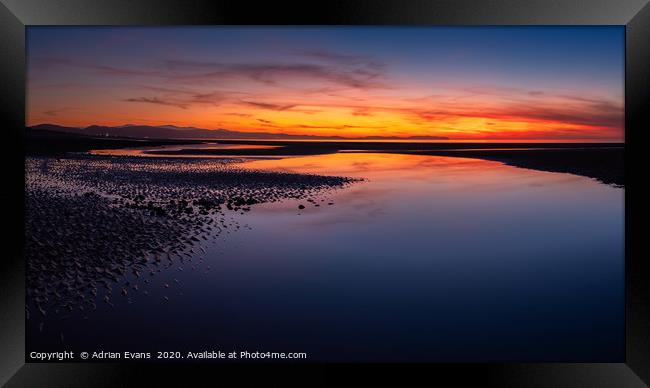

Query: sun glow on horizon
[27,27,624,142]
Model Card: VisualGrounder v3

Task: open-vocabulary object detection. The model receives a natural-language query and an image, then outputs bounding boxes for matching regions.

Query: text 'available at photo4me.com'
[29,350,309,361]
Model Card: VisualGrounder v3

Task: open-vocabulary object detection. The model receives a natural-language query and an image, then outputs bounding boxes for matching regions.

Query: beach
[21,25,627,365]
[25,154,356,323]
[25,133,624,360]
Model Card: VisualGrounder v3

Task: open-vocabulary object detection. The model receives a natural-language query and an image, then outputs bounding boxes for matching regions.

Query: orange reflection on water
[90,143,278,157]
[241,152,569,186]
[239,152,611,235]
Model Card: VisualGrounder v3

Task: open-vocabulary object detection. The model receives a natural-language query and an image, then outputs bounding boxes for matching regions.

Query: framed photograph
[1,0,648,386]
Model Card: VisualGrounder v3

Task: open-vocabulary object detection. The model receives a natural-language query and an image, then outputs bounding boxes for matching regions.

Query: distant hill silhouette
[28,123,449,141]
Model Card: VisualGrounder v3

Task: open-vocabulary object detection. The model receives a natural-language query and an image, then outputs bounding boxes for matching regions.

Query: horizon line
[26,122,625,143]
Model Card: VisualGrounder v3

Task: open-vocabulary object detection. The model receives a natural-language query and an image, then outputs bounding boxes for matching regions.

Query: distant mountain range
[28,124,449,141]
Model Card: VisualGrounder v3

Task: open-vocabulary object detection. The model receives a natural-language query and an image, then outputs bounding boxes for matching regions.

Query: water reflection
[90,142,279,157]
[28,152,624,362]
[237,153,624,361]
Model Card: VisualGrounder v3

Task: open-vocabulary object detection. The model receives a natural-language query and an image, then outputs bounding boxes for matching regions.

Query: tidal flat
[25,155,356,324]
[25,149,623,361]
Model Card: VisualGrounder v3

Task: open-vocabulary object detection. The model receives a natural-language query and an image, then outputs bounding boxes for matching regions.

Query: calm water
[89,142,279,157]
[28,152,624,362]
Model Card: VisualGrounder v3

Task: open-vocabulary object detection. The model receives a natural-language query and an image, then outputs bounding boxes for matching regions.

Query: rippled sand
[25,155,356,323]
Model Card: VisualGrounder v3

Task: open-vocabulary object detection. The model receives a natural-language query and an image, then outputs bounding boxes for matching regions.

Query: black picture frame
[1,0,648,386]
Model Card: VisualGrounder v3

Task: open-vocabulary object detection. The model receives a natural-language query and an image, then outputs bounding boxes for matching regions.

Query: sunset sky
[27,27,624,141]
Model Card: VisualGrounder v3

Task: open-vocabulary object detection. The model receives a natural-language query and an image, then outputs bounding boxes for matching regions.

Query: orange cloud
[27,54,623,141]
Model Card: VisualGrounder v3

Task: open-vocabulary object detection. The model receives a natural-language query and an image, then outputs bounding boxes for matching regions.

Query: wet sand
[147,140,624,187]
[26,128,623,186]
[416,148,623,187]
[24,133,624,358]
[25,155,356,322]
[25,128,202,155]
[24,132,623,325]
